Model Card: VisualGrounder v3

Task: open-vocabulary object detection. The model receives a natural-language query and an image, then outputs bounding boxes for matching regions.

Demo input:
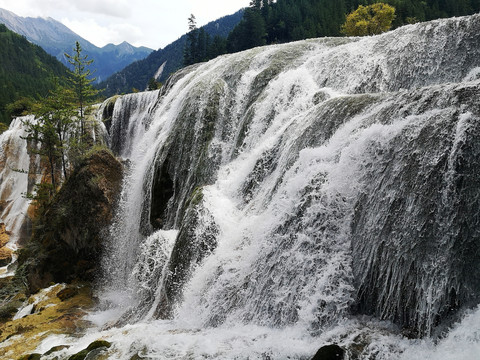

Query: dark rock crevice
[150,158,174,230]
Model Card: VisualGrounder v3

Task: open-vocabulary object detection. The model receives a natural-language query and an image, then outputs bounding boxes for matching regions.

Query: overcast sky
[0,0,250,49]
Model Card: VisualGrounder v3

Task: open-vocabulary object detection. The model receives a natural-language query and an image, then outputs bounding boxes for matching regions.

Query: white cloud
[188,0,248,27]
[71,0,130,19]
[0,0,251,49]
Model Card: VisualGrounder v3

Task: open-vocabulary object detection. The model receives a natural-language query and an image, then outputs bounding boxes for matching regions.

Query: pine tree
[65,41,98,139]
[147,77,160,91]
[184,14,199,66]
[188,14,197,31]
[21,78,78,195]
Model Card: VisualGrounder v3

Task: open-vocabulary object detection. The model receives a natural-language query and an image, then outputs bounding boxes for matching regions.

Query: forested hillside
[0,8,152,84]
[0,24,69,126]
[227,0,480,52]
[98,10,244,97]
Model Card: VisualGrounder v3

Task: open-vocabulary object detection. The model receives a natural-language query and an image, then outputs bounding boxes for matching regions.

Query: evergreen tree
[250,0,262,9]
[20,42,99,199]
[184,14,199,66]
[147,77,161,91]
[183,14,230,66]
[28,82,76,183]
[208,35,227,59]
[227,8,266,52]
[197,28,208,61]
[65,41,98,139]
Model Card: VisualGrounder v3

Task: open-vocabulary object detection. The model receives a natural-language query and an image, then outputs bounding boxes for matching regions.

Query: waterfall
[106,90,160,158]
[0,116,35,276]
[44,14,480,359]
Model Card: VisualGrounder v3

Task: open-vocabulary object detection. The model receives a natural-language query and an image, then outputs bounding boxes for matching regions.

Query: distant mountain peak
[99,9,244,96]
[0,7,153,83]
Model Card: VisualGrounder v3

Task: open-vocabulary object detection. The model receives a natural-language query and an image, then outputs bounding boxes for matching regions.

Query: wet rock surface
[0,283,94,359]
[18,149,123,292]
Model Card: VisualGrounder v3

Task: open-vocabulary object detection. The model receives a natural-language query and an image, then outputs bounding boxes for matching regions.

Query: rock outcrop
[0,283,94,358]
[0,223,12,267]
[18,149,123,292]
[311,344,345,360]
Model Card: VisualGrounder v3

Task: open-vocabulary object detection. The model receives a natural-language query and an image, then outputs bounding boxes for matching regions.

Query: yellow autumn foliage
[342,3,396,36]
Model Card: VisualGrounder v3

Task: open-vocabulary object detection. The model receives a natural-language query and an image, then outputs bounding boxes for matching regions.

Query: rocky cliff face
[19,149,123,292]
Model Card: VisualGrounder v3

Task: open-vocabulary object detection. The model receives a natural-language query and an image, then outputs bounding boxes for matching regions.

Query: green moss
[44,344,70,355]
[188,186,204,207]
[86,340,112,351]
[18,354,41,360]
[68,349,88,360]
[67,340,112,360]
[0,274,28,303]
[0,302,21,321]
[0,122,8,134]
[0,276,29,324]
[83,144,114,160]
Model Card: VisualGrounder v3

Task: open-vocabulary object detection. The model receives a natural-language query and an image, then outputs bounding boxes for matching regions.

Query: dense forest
[186,0,480,60]
[0,24,69,126]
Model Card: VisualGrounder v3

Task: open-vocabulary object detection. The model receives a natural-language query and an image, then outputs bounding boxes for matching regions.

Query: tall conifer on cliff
[65,41,98,139]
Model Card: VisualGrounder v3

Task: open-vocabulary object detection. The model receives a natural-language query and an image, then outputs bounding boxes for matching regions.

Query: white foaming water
[107,90,160,158]
[35,14,480,359]
[99,85,195,313]
[0,116,33,276]
[0,117,32,240]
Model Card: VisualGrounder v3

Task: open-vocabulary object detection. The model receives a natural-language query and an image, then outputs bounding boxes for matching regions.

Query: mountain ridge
[0,23,69,124]
[0,8,153,83]
[99,10,244,96]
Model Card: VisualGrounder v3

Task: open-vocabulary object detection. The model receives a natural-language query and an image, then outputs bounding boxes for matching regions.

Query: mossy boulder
[19,149,123,292]
[68,349,89,360]
[0,301,22,321]
[129,354,147,360]
[86,340,112,351]
[0,276,28,323]
[44,344,71,355]
[68,340,112,360]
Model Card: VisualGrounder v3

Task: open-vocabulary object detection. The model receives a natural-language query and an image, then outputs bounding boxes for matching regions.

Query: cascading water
[105,90,160,157]
[36,14,480,359]
[0,116,36,277]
